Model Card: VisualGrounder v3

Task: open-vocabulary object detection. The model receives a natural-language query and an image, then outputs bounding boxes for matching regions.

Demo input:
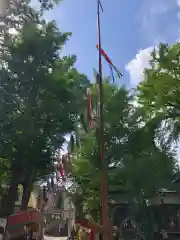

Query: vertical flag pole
[96,1,111,239]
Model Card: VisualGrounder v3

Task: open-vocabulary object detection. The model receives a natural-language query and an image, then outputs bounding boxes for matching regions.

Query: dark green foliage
[0,0,89,214]
[70,82,176,224]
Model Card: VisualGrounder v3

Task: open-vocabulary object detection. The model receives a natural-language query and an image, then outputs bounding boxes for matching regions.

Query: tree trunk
[1,168,20,217]
[75,201,84,218]
[20,180,33,211]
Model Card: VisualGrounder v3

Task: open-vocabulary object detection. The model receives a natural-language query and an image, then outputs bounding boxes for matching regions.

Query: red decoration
[7,210,40,230]
[96,44,122,78]
[76,218,103,233]
[96,44,113,65]
[59,163,66,182]
[91,230,95,240]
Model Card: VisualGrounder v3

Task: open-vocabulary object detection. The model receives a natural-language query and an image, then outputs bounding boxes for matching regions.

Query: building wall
[5,184,75,237]
[14,190,37,212]
[44,188,75,237]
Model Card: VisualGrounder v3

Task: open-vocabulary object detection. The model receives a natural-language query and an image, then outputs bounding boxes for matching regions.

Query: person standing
[160,229,168,239]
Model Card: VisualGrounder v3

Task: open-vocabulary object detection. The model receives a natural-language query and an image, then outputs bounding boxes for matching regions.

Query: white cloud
[125,47,153,86]
[177,0,180,7]
[126,0,180,87]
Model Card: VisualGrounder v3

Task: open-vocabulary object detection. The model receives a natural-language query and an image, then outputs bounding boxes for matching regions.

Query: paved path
[44,235,68,240]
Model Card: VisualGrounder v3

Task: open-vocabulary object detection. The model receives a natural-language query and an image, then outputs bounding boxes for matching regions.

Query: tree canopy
[70,80,176,225]
[137,43,180,148]
[0,0,89,215]
[0,3,179,240]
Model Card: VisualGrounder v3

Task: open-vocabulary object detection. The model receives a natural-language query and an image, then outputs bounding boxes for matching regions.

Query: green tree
[0,2,89,215]
[70,81,176,232]
[137,43,180,148]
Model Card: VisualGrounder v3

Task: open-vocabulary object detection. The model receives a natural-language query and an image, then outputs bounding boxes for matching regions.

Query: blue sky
[44,0,180,161]
[44,0,180,88]
[46,0,144,87]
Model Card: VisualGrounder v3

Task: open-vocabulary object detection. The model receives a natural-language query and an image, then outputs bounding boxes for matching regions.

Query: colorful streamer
[109,64,115,83]
[96,44,122,80]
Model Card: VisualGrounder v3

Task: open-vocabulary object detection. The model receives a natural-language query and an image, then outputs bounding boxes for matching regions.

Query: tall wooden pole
[97,1,110,240]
